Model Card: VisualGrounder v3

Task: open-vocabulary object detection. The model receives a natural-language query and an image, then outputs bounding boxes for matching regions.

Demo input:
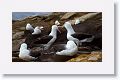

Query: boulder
[12,31,24,40]
[12,39,25,52]
[67,51,102,62]
[61,12,76,20]
[12,57,28,62]
[88,56,98,61]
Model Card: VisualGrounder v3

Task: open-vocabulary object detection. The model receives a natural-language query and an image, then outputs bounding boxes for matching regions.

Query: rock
[12,52,19,57]
[67,54,89,62]
[88,56,98,61]
[78,47,92,51]
[12,39,25,51]
[31,47,44,51]
[61,12,76,20]
[31,17,38,21]
[68,51,102,62]
[78,13,100,22]
[12,31,24,40]
[12,31,15,34]
[75,57,88,62]
[12,57,28,62]
[91,51,102,54]
[90,51,102,61]
[37,54,75,62]
[17,27,25,31]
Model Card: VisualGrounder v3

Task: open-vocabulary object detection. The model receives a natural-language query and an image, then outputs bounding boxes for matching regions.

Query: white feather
[64,22,75,35]
[55,20,60,25]
[43,25,59,50]
[56,41,78,56]
[49,25,58,38]
[32,26,41,34]
[19,43,36,61]
[64,22,81,46]
[26,23,34,31]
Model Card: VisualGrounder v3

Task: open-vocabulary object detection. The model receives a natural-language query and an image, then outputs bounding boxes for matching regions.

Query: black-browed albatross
[24,23,34,37]
[34,25,61,50]
[19,43,41,61]
[63,21,94,46]
[24,26,44,48]
[56,40,78,56]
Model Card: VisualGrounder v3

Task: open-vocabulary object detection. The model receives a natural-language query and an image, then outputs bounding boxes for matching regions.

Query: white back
[19,43,30,55]
[19,43,36,61]
[66,41,77,49]
[32,26,41,34]
[56,41,78,56]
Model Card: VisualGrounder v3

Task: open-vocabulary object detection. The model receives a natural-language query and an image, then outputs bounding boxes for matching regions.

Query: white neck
[20,47,27,51]
[66,26,75,35]
[49,28,57,38]
[32,30,41,34]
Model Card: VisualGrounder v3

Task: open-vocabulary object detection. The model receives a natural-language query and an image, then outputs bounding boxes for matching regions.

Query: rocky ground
[12,12,102,62]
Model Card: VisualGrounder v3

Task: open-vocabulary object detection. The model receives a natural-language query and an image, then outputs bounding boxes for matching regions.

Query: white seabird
[63,21,94,46]
[25,26,44,48]
[19,43,36,61]
[34,25,61,50]
[56,40,78,56]
[26,23,34,32]
[32,26,44,35]
[75,19,80,25]
[24,23,34,37]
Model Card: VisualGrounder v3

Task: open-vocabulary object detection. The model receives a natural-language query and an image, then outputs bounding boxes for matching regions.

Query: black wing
[71,33,93,40]
[24,34,35,48]
[30,51,41,57]
[34,35,53,44]
[24,30,33,37]
[32,34,42,39]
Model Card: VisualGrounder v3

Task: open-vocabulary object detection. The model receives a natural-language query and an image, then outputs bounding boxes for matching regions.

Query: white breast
[56,41,78,56]
[32,27,41,34]
[49,25,58,38]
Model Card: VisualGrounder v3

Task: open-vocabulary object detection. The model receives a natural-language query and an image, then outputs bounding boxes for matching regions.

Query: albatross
[63,21,94,46]
[32,26,44,35]
[56,40,78,56]
[24,23,34,36]
[19,43,36,61]
[34,25,61,50]
[24,26,44,48]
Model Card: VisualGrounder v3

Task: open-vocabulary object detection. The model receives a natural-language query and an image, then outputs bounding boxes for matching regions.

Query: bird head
[20,43,27,50]
[26,23,34,30]
[55,20,60,26]
[52,25,61,33]
[63,21,72,29]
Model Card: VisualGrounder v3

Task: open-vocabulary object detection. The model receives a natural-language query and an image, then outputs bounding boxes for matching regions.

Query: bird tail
[56,47,78,56]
